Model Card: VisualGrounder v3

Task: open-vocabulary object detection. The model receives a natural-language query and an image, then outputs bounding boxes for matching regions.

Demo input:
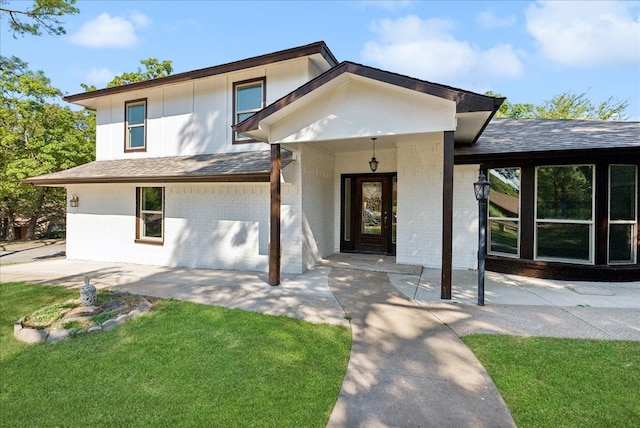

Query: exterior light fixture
[70,194,79,208]
[473,172,490,306]
[369,137,379,172]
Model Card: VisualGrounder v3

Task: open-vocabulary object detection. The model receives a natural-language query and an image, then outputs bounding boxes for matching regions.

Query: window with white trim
[126,100,146,151]
[609,165,637,264]
[137,187,164,242]
[234,79,264,142]
[488,168,520,256]
[535,165,594,263]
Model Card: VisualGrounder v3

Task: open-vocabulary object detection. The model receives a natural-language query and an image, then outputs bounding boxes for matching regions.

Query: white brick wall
[396,136,444,268]
[300,144,335,269]
[66,182,282,273]
[453,165,481,269]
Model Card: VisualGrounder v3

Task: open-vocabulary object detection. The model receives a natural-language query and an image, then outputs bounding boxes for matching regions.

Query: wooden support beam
[441,131,454,299]
[269,144,281,286]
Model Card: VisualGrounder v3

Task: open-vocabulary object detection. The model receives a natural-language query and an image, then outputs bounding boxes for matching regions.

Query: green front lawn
[463,335,640,427]
[0,282,351,427]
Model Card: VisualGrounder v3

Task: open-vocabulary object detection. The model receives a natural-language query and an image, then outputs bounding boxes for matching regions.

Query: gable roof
[24,150,293,185]
[455,118,640,164]
[64,41,338,110]
[234,61,504,145]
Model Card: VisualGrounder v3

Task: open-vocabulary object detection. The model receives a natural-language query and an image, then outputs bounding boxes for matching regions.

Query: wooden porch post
[269,144,281,286]
[441,131,454,299]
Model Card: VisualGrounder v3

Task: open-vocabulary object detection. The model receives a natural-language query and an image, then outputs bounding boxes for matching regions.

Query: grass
[463,335,640,428]
[0,282,352,427]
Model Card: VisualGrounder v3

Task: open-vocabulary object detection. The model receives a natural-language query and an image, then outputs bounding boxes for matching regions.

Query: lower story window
[609,165,637,264]
[137,187,164,242]
[488,168,520,256]
[535,165,594,263]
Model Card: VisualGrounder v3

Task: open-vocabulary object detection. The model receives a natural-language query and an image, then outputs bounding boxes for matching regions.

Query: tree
[81,58,174,92]
[487,90,630,121]
[0,56,94,239]
[0,0,79,37]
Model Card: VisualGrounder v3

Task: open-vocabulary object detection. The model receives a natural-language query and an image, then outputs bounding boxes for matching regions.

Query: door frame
[340,172,397,255]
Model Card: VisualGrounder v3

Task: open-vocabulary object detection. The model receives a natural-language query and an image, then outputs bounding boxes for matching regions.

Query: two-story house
[26,41,640,297]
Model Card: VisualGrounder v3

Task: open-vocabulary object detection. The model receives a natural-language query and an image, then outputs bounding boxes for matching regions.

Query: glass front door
[341,174,396,254]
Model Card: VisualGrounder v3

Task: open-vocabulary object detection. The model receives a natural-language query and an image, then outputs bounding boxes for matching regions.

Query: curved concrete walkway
[327,268,515,428]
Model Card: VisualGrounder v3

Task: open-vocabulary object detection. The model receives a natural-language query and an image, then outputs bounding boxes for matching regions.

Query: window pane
[128,104,145,125]
[361,182,382,235]
[142,187,163,211]
[537,165,593,220]
[610,165,637,221]
[609,224,635,263]
[344,178,351,241]
[537,222,591,261]
[489,168,520,218]
[237,112,255,122]
[237,84,262,112]
[142,213,162,238]
[129,126,145,148]
[490,220,518,255]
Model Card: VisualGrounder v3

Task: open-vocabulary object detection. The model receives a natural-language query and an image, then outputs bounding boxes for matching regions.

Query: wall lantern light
[70,194,79,208]
[473,172,490,306]
[369,137,379,172]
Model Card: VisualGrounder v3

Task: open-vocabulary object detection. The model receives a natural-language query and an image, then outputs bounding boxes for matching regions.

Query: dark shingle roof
[25,150,292,185]
[455,118,640,163]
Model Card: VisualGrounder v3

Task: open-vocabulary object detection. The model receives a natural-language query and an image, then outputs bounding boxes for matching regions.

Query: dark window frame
[233,77,266,144]
[124,98,147,152]
[135,186,164,245]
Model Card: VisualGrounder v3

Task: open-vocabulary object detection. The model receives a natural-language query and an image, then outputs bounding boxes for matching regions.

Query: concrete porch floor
[319,253,640,309]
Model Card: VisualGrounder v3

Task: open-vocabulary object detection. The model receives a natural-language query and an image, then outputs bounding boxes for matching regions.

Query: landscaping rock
[115,314,130,324]
[128,309,142,318]
[87,326,102,333]
[16,328,48,343]
[101,319,118,331]
[47,328,70,343]
[137,299,152,313]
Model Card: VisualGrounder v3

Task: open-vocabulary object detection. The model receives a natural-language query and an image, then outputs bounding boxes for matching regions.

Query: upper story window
[535,165,594,263]
[488,168,520,257]
[234,78,265,143]
[125,99,147,151]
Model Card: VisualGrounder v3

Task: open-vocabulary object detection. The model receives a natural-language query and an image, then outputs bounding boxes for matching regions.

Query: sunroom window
[535,165,594,263]
[609,165,637,264]
[234,79,264,142]
[137,187,164,242]
[488,168,520,256]
[125,100,146,151]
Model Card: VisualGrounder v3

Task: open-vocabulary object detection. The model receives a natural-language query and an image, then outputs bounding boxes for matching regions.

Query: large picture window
[488,168,520,256]
[137,187,164,242]
[535,165,594,263]
[609,165,637,264]
[234,79,265,142]
[125,99,146,151]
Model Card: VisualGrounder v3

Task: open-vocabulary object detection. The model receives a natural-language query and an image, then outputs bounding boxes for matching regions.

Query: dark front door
[341,174,396,254]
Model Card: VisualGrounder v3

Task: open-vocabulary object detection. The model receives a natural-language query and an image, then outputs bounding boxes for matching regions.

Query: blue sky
[3,0,640,120]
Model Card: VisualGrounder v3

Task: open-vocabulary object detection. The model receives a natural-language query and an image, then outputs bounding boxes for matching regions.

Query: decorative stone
[128,309,141,318]
[137,300,152,313]
[16,328,48,343]
[115,314,130,324]
[87,326,102,333]
[80,276,97,306]
[47,328,70,343]
[102,319,118,331]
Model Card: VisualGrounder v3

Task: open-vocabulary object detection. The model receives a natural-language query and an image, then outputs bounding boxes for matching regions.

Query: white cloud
[526,1,640,67]
[69,11,151,48]
[476,11,516,29]
[361,15,524,88]
[85,67,116,85]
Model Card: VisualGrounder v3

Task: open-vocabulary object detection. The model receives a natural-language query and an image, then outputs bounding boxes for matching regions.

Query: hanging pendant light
[369,137,379,172]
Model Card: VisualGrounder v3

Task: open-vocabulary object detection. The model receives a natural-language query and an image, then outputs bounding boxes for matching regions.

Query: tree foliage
[0,0,79,37]
[0,56,94,239]
[81,58,174,92]
[488,90,630,121]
